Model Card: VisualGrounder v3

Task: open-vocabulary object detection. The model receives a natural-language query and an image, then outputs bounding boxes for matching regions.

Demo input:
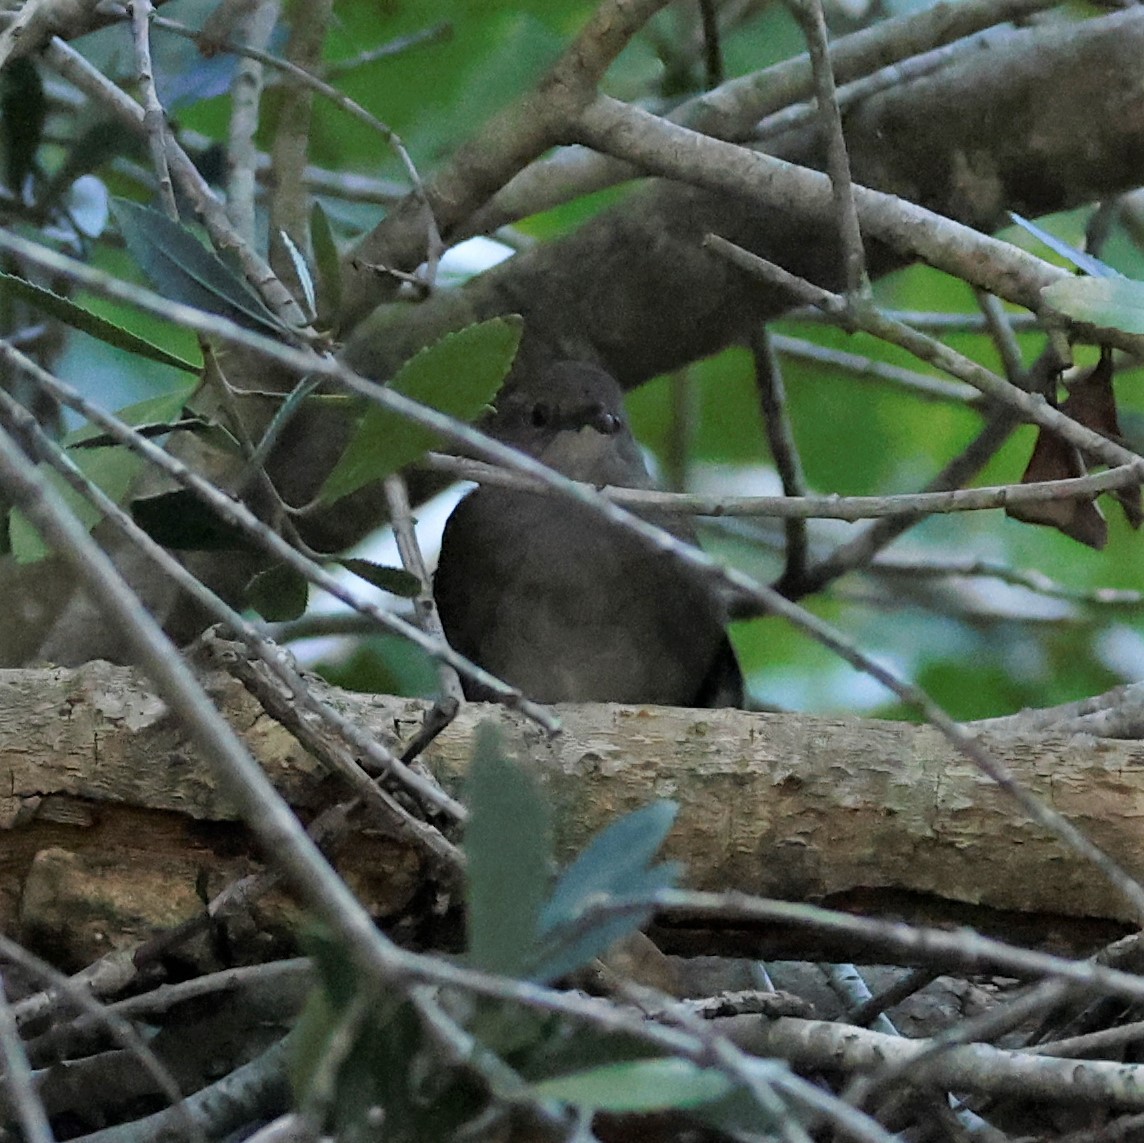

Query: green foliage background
[24,0,1144,719]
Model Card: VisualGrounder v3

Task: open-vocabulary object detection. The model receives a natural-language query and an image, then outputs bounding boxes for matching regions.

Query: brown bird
[433,361,743,706]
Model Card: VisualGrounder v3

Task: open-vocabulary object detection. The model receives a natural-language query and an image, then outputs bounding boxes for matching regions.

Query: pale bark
[2,662,1140,966]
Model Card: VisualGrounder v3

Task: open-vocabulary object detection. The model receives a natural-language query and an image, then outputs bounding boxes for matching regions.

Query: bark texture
[2,662,1140,967]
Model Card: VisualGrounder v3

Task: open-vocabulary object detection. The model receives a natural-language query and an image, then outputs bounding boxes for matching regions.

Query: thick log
[0,662,1139,966]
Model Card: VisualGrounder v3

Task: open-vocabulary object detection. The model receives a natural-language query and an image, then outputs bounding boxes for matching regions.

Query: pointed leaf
[246,563,309,621]
[65,385,197,446]
[530,864,680,985]
[1042,277,1144,337]
[530,802,679,983]
[531,1059,731,1112]
[1009,212,1120,279]
[0,271,200,373]
[337,558,421,598]
[111,198,286,335]
[465,723,550,978]
[540,802,677,933]
[320,316,521,503]
[10,447,143,563]
[310,201,342,320]
[278,228,316,316]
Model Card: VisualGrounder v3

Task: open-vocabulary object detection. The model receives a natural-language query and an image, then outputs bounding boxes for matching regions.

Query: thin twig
[322,21,452,80]
[769,332,980,405]
[383,473,463,704]
[225,0,281,243]
[787,0,868,295]
[751,327,808,587]
[44,36,309,331]
[976,288,1028,385]
[423,451,1139,521]
[0,379,470,820]
[6,228,1144,920]
[128,0,176,218]
[0,974,55,1143]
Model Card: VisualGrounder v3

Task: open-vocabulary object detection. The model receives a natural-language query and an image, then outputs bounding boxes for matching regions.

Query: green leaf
[131,489,256,551]
[320,316,521,503]
[337,558,421,598]
[10,447,143,563]
[531,865,679,985]
[531,802,680,983]
[531,1059,732,1112]
[0,271,200,373]
[111,197,287,335]
[65,385,197,446]
[1041,276,1144,336]
[465,723,550,978]
[540,802,678,934]
[69,416,208,450]
[310,200,342,321]
[246,563,309,621]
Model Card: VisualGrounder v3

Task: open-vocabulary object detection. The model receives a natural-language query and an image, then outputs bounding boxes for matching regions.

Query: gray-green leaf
[1042,277,1144,337]
[465,723,550,978]
[112,197,286,335]
[531,1059,732,1112]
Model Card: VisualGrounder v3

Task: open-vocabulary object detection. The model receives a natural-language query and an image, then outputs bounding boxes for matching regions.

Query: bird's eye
[531,403,551,428]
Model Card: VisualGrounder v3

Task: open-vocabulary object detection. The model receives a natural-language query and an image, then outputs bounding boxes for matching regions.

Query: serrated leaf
[0,271,200,373]
[246,562,309,621]
[337,558,421,598]
[131,489,256,551]
[1042,277,1144,337]
[465,723,550,978]
[111,197,286,335]
[1009,212,1120,279]
[320,316,521,503]
[531,1059,731,1112]
[10,447,143,563]
[310,201,342,320]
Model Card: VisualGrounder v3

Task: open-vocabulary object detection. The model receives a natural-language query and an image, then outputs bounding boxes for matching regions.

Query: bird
[433,360,743,707]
